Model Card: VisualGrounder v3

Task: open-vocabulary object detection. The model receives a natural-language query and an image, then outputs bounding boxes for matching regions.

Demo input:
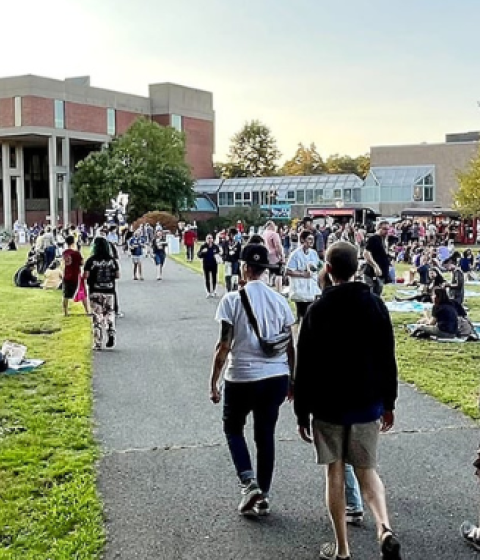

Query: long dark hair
[92,237,111,259]
[433,287,450,306]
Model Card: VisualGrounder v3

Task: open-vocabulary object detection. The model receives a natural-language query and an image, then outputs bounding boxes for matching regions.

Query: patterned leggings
[89,293,116,346]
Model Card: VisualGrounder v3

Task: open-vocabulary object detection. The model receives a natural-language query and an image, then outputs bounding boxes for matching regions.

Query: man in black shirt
[16,261,41,288]
[363,221,390,296]
[445,259,465,305]
[294,241,401,560]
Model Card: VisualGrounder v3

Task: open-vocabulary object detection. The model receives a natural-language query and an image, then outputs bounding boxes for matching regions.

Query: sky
[2,0,480,162]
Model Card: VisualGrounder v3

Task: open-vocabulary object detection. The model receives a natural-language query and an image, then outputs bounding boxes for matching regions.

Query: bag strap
[239,288,263,342]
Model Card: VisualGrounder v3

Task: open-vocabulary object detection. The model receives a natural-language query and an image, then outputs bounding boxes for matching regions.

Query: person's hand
[381,410,394,432]
[210,386,221,404]
[298,425,313,443]
[287,381,294,402]
[303,270,312,278]
[374,265,382,277]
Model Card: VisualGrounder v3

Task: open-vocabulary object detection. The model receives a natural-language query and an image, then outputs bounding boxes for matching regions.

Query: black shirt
[432,303,458,335]
[365,234,390,280]
[18,267,38,287]
[84,256,119,294]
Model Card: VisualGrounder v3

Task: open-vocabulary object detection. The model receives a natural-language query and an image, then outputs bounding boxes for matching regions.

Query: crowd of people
[199,216,480,559]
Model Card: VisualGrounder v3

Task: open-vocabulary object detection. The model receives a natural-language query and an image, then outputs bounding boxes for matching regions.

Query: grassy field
[0,250,104,560]
[170,248,480,420]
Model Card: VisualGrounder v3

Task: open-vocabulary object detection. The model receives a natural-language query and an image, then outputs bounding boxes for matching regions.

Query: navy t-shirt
[433,303,458,334]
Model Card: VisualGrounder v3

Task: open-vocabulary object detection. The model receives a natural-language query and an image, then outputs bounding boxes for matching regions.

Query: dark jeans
[186,245,194,261]
[44,246,56,269]
[223,375,289,496]
[203,264,218,293]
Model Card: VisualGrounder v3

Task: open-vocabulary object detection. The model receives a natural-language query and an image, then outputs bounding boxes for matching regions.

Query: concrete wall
[371,142,479,215]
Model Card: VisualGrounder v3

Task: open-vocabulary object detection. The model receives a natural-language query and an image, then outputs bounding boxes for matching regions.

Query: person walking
[294,241,402,560]
[210,244,295,516]
[198,234,221,298]
[363,220,391,296]
[286,229,321,325]
[42,226,56,270]
[262,221,285,292]
[183,226,197,262]
[224,228,242,292]
[152,230,168,281]
[62,235,88,316]
[128,229,145,281]
[83,237,119,350]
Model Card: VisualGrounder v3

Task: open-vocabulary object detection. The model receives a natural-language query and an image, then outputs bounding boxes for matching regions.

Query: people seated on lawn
[404,254,429,286]
[396,267,445,303]
[42,260,63,290]
[411,287,458,339]
[14,260,41,288]
[7,237,17,251]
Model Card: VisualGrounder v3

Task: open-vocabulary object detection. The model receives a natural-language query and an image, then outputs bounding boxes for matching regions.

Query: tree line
[215,119,370,179]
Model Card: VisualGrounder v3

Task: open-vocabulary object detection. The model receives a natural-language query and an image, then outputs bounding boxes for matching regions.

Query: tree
[72,118,195,220]
[354,153,371,179]
[454,147,480,216]
[223,120,281,178]
[281,143,325,175]
[325,154,358,175]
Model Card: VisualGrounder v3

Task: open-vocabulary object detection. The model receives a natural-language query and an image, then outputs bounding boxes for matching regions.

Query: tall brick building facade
[0,75,215,229]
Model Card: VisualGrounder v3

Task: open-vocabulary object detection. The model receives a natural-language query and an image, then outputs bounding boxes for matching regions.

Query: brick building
[0,75,215,229]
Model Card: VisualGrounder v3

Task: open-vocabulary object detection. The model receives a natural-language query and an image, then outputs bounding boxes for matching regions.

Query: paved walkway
[94,255,479,560]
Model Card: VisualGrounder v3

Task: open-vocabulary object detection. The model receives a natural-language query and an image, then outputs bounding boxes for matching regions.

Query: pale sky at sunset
[3,0,480,162]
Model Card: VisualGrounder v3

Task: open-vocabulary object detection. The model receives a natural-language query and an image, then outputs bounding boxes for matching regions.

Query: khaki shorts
[312,419,380,468]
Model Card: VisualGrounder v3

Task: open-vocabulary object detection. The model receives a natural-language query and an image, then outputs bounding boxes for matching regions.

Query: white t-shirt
[286,247,321,301]
[215,280,295,383]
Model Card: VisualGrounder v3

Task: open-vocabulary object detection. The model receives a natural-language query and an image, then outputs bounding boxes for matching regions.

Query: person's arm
[363,245,382,276]
[209,321,233,403]
[197,243,206,259]
[376,301,398,431]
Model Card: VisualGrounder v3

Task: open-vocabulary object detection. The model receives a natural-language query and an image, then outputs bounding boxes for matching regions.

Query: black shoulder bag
[239,288,291,358]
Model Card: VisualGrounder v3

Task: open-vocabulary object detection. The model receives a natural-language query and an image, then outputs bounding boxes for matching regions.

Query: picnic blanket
[386,301,433,313]
[4,358,45,375]
[465,290,480,298]
[405,323,480,343]
[466,280,480,286]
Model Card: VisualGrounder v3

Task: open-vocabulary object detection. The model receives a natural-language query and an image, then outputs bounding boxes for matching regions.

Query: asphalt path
[94,254,479,560]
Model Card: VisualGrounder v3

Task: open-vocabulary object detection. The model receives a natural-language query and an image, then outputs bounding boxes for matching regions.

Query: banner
[260,204,291,219]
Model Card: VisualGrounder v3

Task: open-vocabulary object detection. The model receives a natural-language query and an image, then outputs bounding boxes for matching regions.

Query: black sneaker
[380,526,402,559]
[106,332,116,348]
[253,497,270,516]
[238,480,262,514]
[319,542,350,560]
[460,520,480,551]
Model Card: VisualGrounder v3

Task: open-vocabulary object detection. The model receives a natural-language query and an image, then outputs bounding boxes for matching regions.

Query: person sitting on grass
[42,260,63,290]
[404,254,429,287]
[396,267,445,303]
[411,287,458,339]
[15,260,41,288]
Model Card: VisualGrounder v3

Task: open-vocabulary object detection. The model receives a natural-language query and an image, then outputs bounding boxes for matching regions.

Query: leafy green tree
[354,153,371,178]
[455,147,480,216]
[72,118,194,219]
[325,154,358,175]
[223,120,281,178]
[281,143,325,175]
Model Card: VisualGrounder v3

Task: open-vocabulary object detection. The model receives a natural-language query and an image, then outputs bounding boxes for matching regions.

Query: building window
[252,192,260,205]
[227,192,234,206]
[235,192,242,201]
[333,189,342,199]
[54,100,64,129]
[344,189,352,202]
[424,187,434,202]
[171,114,183,132]
[296,190,305,204]
[107,108,116,136]
[286,190,295,201]
[243,191,251,201]
[14,97,21,127]
[413,173,435,203]
[314,189,323,203]
[9,146,16,168]
[306,190,314,204]
[218,192,226,206]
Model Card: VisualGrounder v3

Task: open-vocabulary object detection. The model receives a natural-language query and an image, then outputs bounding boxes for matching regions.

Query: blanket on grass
[405,323,480,343]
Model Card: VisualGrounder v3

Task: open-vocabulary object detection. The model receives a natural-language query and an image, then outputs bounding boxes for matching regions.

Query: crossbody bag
[239,288,291,358]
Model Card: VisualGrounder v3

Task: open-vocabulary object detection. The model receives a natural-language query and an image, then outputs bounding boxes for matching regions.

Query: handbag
[239,288,291,358]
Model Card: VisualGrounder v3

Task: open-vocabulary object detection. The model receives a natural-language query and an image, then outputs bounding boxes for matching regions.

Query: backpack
[457,317,479,340]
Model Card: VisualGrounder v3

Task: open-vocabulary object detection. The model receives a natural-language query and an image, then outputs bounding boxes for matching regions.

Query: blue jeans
[44,246,56,269]
[345,464,363,512]
[223,376,289,497]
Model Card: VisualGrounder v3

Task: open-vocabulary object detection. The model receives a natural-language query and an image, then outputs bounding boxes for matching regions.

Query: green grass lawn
[0,250,104,560]
[171,249,480,421]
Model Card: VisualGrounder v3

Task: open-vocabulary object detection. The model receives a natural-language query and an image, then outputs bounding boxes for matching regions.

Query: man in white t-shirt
[286,229,321,324]
[210,244,295,517]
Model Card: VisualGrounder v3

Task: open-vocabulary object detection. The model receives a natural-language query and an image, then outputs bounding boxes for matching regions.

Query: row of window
[13,97,183,136]
[218,184,434,207]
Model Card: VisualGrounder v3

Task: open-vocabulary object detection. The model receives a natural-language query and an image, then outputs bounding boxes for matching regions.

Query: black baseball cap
[240,244,271,268]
